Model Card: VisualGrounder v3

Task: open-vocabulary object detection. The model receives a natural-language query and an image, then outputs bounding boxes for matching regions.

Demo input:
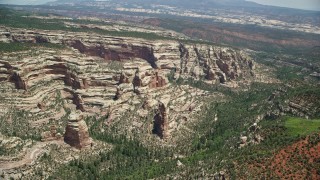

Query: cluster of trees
[47,78,320,179]
[47,82,286,179]
[0,109,41,141]
[50,115,177,179]
[0,42,65,53]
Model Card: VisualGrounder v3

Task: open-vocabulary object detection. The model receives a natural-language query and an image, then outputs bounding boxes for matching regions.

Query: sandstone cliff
[0,27,260,143]
[64,112,92,149]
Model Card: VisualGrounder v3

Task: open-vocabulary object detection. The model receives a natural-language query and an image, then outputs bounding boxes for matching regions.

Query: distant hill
[51,0,262,8]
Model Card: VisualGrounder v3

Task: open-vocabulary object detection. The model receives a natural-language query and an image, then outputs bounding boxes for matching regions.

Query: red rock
[149,71,167,88]
[67,40,158,68]
[64,112,92,149]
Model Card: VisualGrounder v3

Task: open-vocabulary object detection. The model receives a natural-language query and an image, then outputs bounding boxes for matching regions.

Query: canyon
[0,3,319,179]
[0,26,259,129]
[0,24,266,177]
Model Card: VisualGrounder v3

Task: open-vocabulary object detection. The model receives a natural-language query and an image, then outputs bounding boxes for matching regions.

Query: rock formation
[10,72,28,90]
[0,27,259,143]
[64,112,92,149]
[119,72,130,84]
[67,40,158,68]
[65,71,88,89]
[41,125,62,141]
[73,94,86,112]
[153,101,169,139]
[37,102,45,110]
[133,69,143,92]
[149,71,167,88]
[114,86,123,100]
[179,43,189,74]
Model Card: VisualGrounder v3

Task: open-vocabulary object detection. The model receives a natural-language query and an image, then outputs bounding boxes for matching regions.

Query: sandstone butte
[64,112,92,149]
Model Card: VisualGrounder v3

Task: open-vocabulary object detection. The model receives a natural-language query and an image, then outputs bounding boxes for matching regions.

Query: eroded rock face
[153,101,169,139]
[149,71,167,88]
[73,94,86,112]
[119,72,130,84]
[133,69,143,91]
[176,44,255,84]
[10,72,28,90]
[0,28,259,143]
[2,28,256,89]
[41,125,62,141]
[65,72,88,89]
[64,112,92,149]
[114,86,123,100]
[179,43,189,74]
[67,40,158,68]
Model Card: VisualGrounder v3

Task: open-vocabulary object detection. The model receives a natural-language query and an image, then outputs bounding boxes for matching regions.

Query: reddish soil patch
[238,133,320,179]
[270,133,320,179]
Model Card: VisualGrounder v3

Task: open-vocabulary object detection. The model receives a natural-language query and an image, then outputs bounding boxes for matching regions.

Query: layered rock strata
[0,27,257,142]
[64,112,92,149]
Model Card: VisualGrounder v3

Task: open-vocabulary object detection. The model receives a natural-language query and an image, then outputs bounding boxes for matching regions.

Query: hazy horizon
[247,0,320,11]
[0,0,319,11]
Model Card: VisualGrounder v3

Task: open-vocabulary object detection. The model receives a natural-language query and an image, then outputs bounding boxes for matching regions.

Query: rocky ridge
[0,27,258,142]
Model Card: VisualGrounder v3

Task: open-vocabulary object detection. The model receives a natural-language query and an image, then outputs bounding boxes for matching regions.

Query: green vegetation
[0,109,41,141]
[1,6,320,179]
[0,7,219,45]
[0,42,30,52]
[0,7,171,41]
[106,61,124,71]
[0,141,23,156]
[49,115,177,179]
[47,77,320,179]
[285,117,320,136]
[0,42,66,53]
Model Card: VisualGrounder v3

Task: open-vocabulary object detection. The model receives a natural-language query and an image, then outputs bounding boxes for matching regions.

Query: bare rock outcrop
[67,40,158,68]
[65,72,88,89]
[37,102,45,111]
[149,71,168,88]
[73,94,86,112]
[133,69,143,92]
[179,43,189,73]
[64,112,92,149]
[239,123,263,148]
[41,125,62,141]
[153,100,169,139]
[114,86,123,100]
[10,72,28,90]
[176,44,254,84]
[119,72,130,84]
